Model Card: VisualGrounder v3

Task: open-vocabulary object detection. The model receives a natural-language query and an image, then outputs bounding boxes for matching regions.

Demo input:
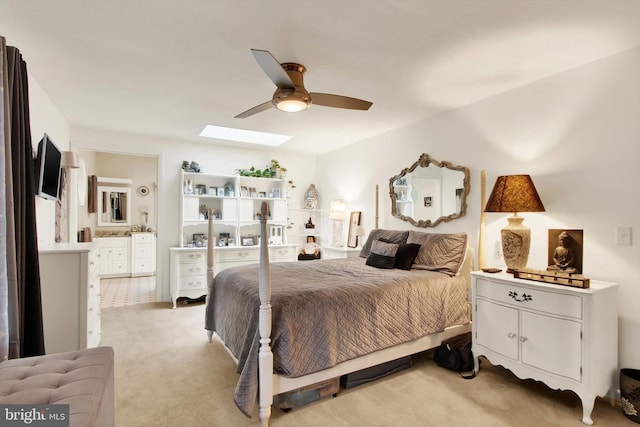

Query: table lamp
[330,199,346,247]
[484,175,545,272]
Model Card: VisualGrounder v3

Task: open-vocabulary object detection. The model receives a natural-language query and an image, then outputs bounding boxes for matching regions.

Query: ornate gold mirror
[389,154,470,227]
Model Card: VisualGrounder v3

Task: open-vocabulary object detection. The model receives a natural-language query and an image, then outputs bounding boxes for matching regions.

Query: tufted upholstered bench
[0,346,114,427]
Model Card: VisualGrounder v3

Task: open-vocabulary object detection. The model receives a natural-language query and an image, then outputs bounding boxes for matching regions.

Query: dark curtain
[6,45,44,357]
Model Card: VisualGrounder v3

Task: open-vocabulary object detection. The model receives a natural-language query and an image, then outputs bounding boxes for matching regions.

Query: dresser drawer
[112,261,129,274]
[476,278,582,319]
[134,259,153,272]
[134,243,152,259]
[216,248,260,263]
[176,250,207,263]
[177,262,207,276]
[176,275,208,292]
[133,233,154,243]
[270,246,295,260]
[88,250,99,276]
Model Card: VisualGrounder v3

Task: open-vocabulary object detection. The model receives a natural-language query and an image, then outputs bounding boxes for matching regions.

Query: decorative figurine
[305,217,315,229]
[297,236,321,261]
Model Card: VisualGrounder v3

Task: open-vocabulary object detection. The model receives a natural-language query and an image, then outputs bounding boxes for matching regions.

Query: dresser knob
[519,336,528,342]
[508,332,517,339]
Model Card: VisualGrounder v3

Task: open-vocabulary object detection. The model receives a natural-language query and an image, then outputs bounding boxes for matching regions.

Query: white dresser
[38,242,101,354]
[169,244,296,308]
[471,271,618,425]
[131,232,156,276]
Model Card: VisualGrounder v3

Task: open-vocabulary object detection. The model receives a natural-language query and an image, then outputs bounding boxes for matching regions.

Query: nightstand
[471,271,618,425]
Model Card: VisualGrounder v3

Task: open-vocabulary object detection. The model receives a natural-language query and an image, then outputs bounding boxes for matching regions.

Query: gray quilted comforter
[204,257,469,417]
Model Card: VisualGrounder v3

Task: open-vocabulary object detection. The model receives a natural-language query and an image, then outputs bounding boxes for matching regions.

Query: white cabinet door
[521,311,582,380]
[476,299,519,360]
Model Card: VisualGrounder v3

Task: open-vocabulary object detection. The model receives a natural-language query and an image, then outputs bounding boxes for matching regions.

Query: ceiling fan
[235,49,373,118]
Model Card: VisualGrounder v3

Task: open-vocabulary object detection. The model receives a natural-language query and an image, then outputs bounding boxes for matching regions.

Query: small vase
[184,179,194,195]
[304,184,319,209]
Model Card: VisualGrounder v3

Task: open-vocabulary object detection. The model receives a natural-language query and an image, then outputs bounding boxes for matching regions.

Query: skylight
[199,125,292,146]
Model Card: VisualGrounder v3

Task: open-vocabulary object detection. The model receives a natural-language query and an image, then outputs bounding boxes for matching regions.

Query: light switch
[616,226,632,246]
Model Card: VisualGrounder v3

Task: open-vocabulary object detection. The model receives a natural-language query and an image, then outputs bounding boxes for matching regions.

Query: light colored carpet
[100,276,156,308]
[101,303,631,427]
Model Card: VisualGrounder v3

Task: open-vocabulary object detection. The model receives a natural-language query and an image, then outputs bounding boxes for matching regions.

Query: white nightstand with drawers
[471,271,618,425]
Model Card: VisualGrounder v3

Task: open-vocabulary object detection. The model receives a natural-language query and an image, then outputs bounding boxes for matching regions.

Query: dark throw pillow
[366,240,399,269]
[393,243,422,270]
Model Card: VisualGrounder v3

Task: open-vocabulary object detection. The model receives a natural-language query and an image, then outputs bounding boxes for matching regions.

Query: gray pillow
[406,231,468,276]
[366,240,400,269]
[359,229,409,258]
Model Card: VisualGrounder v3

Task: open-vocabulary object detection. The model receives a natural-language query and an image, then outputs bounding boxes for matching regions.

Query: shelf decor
[303,184,319,209]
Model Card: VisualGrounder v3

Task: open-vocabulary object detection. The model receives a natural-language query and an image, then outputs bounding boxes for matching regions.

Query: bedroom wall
[317,47,640,370]
[28,73,71,245]
[70,128,317,302]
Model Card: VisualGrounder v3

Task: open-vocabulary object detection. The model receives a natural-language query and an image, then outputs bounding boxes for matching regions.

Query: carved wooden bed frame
[206,203,473,426]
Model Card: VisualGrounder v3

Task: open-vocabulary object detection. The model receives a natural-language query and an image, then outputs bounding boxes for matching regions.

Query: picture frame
[195,184,206,195]
[259,191,267,198]
[272,188,281,199]
[217,187,225,197]
[193,233,206,245]
[250,187,257,198]
[241,186,249,197]
[347,211,362,248]
[424,196,432,207]
[241,236,256,246]
[207,186,217,195]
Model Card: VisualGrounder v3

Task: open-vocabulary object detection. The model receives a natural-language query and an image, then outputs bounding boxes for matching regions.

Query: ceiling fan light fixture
[274,97,309,113]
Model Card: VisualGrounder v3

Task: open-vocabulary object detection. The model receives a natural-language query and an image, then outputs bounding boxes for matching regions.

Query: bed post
[207,208,215,343]
[257,202,273,427]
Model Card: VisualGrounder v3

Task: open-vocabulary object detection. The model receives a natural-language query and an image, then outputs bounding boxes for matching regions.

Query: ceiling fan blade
[251,49,294,89]
[234,100,273,118]
[310,93,373,110]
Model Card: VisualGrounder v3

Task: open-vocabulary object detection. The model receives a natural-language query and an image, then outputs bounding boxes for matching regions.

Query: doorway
[76,149,159,305]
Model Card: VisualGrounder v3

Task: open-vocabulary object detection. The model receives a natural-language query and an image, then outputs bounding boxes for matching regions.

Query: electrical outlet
[616,226,632,246]
[494,241,502,256]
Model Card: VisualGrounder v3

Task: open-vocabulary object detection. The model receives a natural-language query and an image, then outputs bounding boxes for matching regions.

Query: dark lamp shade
[484,175,545,213]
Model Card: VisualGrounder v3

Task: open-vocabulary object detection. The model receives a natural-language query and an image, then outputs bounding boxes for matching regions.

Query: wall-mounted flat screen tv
[35,133,62,201]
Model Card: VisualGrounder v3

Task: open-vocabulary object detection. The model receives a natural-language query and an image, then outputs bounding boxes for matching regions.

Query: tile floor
[100,275,156,308]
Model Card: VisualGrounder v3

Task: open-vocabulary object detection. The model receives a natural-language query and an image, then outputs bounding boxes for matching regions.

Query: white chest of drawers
[39,242,101,353]
[169,244,296,308]
[471,272,618,425]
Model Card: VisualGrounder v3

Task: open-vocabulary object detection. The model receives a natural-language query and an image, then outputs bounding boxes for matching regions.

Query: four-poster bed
[205,203,473,427]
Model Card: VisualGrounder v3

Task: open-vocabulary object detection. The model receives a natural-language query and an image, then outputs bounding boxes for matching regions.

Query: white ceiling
[2,1,639,155]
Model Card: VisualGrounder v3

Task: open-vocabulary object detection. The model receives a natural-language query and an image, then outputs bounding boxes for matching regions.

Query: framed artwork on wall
[347,211,362,248]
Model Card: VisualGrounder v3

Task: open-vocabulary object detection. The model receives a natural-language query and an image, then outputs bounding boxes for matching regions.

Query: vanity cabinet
[471,272,618,425]
[131,232,156,276]
[95,237,130,277]
[38,243,101,353]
